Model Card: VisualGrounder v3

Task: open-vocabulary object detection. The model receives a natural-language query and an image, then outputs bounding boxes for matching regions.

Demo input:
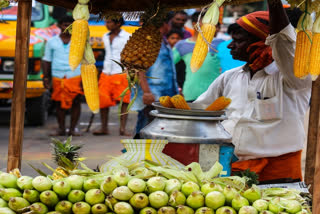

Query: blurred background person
[166,28,184,48]
[169,10,193,39]
[42,16,83,136]
[167,28,185,93]
[215,23,232,40]
[173,12,224,102]
[93,17,131,136]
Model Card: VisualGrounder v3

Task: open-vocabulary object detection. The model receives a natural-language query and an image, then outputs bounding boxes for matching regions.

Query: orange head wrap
[236,11,273,72]
[236,11,270,41]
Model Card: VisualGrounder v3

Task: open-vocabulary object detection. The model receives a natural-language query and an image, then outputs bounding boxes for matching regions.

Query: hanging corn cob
[190,0,225,73]
[308,13,320,80]
[68,0,99,113]
[81,34,100,114]
[81,63,99,114]
[170,95,191,110]
[205,96,231,111]
[293,8,313,79]
[159,96,174,108]
[69,0,90,70]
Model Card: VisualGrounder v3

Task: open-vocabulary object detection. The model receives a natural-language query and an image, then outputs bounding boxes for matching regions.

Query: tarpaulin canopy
[36,0,263,14]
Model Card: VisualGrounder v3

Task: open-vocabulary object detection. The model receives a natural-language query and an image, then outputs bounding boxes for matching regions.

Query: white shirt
[194,24,312,161]
[102,30,130,75]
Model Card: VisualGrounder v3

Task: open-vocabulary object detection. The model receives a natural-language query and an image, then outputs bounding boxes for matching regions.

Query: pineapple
[121,5,166,73]
[50,137,82,180]
[121,25,162,70]
[117,5,168,112]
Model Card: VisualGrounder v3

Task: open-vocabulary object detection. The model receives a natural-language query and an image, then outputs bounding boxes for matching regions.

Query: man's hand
[143,92,155,105]
[268,0,289,35]
[42,60,52,89]
[43,77,51,89]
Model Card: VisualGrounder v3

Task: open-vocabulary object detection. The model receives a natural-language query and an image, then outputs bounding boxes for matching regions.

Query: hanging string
[301,0,312,43]
[194,1,218,52]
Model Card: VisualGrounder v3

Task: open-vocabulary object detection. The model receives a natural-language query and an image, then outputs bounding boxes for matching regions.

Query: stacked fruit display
[0,168,311,214]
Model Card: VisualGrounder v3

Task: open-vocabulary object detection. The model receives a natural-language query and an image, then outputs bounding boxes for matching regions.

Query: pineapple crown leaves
[111,59,125,71]
[63,24,72,34]
[50,136,83,168]
[28,163,48,176]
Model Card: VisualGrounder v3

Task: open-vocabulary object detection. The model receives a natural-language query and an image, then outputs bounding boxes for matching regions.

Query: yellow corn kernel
[294,30,312,79]
[170,95,191,110]
[69,19,89,70]
[190,24,216,73]
[206,96,231,111]
[52,167,69,180]
[9,168,21,178]
[159,96,174,108]
[308,33,320,80]
[81,63,100,114]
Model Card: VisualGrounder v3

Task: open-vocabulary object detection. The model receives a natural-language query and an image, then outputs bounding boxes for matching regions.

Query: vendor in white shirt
[194,0,311,182]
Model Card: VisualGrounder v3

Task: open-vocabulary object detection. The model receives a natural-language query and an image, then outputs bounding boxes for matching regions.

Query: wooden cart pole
[311,78,320,214]
[304,79,320,193]
[313,130,320,214]
[304,77,320,212]
[7,0,32,171]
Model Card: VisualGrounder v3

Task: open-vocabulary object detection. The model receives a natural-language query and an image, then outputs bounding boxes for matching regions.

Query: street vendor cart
[4,0,320,213]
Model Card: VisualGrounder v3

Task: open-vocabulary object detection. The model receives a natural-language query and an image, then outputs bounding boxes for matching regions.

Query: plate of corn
[154,95,231,117]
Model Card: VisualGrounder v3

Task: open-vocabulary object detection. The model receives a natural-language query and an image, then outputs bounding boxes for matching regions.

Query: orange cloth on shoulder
[232,150,302,181]
[98,73,130,109]
[51,76,83,109]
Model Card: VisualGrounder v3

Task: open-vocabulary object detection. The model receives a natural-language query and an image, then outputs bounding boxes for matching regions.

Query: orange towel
[232,151,302,182]
[98,73,130,109]
[184,26,194,36]
[51,76,83,109]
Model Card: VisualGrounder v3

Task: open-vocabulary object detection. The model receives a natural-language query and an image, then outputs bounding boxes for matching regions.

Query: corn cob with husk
[190,0,225,73]
[81,63,100,114]
[205,96,231,111]
[80,34,100,114]
[170,95,191,110]
[9,168,21,178]
[69,0,90,70]
[159,96,174,108]
[308,13,320,80]
[294,10,313,79]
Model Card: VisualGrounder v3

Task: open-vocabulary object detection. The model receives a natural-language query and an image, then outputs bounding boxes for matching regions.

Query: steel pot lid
[140,111,233,144]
